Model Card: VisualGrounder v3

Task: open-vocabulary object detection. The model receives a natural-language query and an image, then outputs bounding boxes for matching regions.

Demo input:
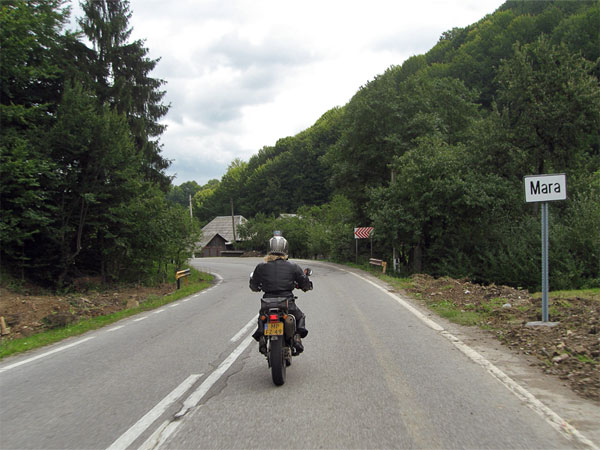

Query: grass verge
[365,268,596,330]
[531,288,599,301]
[0,268,213,360]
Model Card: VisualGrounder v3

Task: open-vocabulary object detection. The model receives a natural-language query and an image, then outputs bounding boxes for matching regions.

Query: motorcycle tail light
[269,314,279,321]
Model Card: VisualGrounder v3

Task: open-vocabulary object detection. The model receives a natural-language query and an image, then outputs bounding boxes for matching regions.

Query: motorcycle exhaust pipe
[284,314,296,339]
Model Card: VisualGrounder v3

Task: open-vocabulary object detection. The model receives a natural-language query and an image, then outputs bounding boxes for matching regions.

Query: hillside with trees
[1,1,598,291]
[194,0,599,290]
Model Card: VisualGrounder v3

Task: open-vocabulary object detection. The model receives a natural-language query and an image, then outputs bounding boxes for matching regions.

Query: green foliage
[230,1,599,290]
[167,181,201,207]
[0,0,195,289]
[2,0,598,292]
[78,0,170,188]
[44,82,142,285]
[0,0,68,277]
[237,213,310,258]
[298,195,357,261]
[201,108,341,221]
[495,35,600,175]
[237,194,356,261]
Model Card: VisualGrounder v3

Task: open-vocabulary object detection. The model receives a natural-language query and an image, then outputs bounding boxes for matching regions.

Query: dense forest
[1,0,200,287]
[178,0,600,290]
[2,1,599,291]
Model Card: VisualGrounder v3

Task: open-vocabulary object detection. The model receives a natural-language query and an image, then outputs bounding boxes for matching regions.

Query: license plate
[265,322,283,336]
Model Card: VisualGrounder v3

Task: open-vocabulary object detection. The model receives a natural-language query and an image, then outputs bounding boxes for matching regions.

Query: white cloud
[68,0,505,185]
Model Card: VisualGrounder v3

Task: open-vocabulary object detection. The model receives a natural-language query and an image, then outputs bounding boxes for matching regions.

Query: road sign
[523,174,567,324]
[524,174,567,203]
[354,227,374,239]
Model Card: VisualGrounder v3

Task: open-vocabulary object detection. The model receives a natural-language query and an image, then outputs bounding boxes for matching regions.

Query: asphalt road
[0,258,595,449]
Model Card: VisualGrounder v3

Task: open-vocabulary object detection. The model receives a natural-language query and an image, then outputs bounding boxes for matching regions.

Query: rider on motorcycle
[250,233,312,355]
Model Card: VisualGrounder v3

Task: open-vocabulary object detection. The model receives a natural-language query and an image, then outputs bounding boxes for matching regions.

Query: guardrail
[176,268,191,289]
[369,258,387,274]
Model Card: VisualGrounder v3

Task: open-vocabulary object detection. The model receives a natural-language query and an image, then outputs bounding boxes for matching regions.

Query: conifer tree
[78,0,171,188]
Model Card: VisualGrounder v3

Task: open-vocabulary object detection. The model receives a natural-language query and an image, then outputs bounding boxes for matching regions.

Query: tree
[44,83,141,285]
[298,195,356,261]
[192,179,220,222]
[495,35,600,176]
[368,136,516,276]
[167,181,201,208]
[323,69,400,216]
[78,0,171,188]
[324,69,480,221]
[0,0,69,278]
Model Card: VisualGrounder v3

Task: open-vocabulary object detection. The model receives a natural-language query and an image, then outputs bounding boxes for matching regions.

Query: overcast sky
[69,0,505,186]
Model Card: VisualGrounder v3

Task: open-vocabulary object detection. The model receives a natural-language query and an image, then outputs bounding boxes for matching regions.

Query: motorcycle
[251,269,312,386]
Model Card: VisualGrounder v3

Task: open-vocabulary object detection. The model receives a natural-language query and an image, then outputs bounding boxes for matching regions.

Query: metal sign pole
[541,202,549,322]
[524,174,565,328]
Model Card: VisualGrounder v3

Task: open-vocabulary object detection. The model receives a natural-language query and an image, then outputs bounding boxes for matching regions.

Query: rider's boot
[293,334,304,355]
[258,336,267,355]
[252,328,262,341]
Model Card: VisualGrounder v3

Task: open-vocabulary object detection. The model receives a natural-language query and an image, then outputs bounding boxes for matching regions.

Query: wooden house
[196,215,247,257]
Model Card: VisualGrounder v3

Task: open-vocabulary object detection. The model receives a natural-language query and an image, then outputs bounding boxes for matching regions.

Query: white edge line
[153,309,166,314]
[106,373,202,450]
[442,330,599,450]
[133,317,148,322]
[230,317,257,343]
[0,337,95,373]
[139,334,254,449]
[107,325,124,332]
[344,269,598,450]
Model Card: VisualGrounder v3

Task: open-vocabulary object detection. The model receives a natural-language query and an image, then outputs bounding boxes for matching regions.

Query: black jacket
[250,258,311,297]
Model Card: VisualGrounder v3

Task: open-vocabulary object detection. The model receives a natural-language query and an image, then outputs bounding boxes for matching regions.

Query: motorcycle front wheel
[269,337,286,386]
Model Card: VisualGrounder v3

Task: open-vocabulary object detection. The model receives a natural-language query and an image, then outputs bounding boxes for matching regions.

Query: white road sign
[524,174,567,203]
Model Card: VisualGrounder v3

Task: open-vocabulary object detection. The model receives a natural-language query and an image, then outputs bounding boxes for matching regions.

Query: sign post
[354,227,374,263]
[523,174,566,324]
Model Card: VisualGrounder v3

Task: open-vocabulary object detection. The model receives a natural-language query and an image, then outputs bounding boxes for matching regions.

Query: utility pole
[230,198,237,242]
[391,169,398,272]
[189,194,193,220]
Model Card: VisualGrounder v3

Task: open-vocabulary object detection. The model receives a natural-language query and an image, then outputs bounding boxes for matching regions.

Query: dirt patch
[0,283,174,338]
[406,274,599,402]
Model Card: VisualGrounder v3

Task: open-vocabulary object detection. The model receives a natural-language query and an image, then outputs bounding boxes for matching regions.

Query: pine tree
[78,0,171,188]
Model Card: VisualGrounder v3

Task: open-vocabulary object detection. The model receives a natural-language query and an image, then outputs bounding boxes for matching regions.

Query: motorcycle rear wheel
[269,337,286,386]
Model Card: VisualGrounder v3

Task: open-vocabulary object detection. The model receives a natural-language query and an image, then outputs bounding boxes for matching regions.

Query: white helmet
[269,235,288,256]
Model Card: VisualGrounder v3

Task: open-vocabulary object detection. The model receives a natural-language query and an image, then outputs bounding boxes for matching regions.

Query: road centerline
[106,374,202,450]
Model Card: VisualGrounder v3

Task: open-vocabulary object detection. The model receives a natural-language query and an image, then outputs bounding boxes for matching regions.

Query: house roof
[197,215,247,248]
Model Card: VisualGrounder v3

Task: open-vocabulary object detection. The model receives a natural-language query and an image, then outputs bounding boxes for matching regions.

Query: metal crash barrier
[369,258,387,274]
[176,268,191,289]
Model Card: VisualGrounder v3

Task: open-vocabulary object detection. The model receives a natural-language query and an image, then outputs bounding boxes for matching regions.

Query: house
[196,215,247,257]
